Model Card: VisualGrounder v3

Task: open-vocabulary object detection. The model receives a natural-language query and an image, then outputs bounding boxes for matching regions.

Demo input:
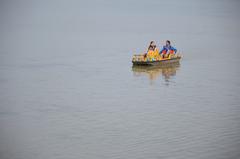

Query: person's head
[166,40,171,46]
[150,41,155,45]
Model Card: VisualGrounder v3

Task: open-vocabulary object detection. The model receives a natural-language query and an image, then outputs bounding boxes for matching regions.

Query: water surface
[1,0,240,159]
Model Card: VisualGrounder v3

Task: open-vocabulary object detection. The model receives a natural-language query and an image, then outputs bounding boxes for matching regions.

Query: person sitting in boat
[148,41,156,51]
[160,40,177,58]
[144,41,157,58]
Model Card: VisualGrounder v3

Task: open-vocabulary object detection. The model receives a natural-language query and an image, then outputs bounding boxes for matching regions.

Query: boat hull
[132,57,181,66]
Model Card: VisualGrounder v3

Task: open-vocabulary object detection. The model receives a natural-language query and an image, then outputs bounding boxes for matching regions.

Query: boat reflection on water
[132,62,180,85]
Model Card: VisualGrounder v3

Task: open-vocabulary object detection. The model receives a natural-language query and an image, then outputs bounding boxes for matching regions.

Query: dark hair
[166,40,171,45]
[150,41,154,44]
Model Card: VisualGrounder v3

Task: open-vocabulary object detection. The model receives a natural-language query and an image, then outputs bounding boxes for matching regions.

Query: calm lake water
[1,0,240,159]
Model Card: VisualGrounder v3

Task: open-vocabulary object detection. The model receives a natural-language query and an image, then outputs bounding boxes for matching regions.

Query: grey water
[1,0,240,159]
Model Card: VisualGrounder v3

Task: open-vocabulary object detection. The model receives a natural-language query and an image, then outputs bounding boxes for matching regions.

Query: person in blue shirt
[160,40,177,58]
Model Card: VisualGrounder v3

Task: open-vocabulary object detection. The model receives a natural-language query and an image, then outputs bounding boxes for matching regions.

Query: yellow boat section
[132,50,182,62]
